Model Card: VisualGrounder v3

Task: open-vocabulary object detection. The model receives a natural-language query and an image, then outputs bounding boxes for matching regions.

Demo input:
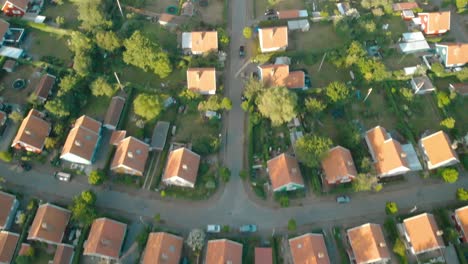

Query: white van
[55,172,71,182]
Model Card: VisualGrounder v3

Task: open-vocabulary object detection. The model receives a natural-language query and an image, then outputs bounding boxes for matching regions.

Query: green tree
[288,219,297,232]
[457,188,468,201]
[0,151,12,162]
[279,195,289,207]
[45,97,70,118]
[217,28,230,47]
[9,111,23,123]
[133,93,164,121]
[440,117,456,129]
[123,31,172,79]
[44,137,59,150]
[57,75,81,96]
[400,88,414,101]
[198,95,232,111]
[55,16,65,27]
[437,91,451,108]
[243,77,266,100]
[239,170,248,180]
[352,173,378,192]
[219,166,231,183]
[455,0,467,11]
[304,97,326,115]
[295,135,332,168]
[257,86,297,126]
[385,202,398,215]
[74,0,112,31]
[69,32,93,54]
[89,170,106,185]
[326,81,349,103]
[95,31,122,52]
[439,168,459,183]
[393,238,406,257]
[179,89,201,104]
[69,190,97,226]
[193,135,221,155]
[90,76,116,97]
[73,51,93,76]
[186,229,206,256]
[243,27,252,39]
[344,41,367,67]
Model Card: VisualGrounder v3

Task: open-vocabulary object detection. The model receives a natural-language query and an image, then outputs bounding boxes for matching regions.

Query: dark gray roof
[151,121,170,150]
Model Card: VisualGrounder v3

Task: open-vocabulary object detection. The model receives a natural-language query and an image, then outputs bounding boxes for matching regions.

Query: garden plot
[198,0,225,25]
[143,0,179,13]
[24,30,73,66]
[289,24,343,51]
[255,0,306,18]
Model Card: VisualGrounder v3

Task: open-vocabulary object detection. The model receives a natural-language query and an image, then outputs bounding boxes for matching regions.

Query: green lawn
[28,30,73,65]
[82,95,112,120]
[304,62,350,88]
[406,95,443,136]
[174,109,220,143]
[291,24,344,51]
[42,1,80,29]
[255,0,305,18]
[384,53,421,71]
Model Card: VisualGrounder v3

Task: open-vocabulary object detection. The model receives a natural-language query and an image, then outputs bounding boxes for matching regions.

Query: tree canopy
[89,170,106,185]
[69,190,97,226]
[304,97,327,115]
[457,188,468,201]
[73,0,112,31]
[95,31,122,52]
[257,86,297,126]
[45,97,70,118]
[90,76,116,97]
[186,229,206,254]
[440,117,456,129]
[326,82,350,103]
[295,135,332,168]
[123,31,172,79]
[439,168,459,183]
[198,95,232,112]
[133,93,164,121]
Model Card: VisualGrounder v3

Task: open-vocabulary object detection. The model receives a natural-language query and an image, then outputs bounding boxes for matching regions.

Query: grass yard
[0,65,37,105]
[143,0,179,13]
[290,24,343,51]
[255,0,306,18]
[140,22,178,53]
[173,110,219,143]
[385,16,409,42]
[82,95,112,120]
[384,53,422,71]
[406,95,443,136]
[26,30,73,65]
[198,0,225,25]
[42,2,80,29]
[304,62,349,88]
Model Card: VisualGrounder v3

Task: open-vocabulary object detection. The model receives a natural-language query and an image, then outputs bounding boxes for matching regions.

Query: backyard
[254,0,306,18]
[0,65,38,105]
[24,30,73,66]
[290,23,344,51]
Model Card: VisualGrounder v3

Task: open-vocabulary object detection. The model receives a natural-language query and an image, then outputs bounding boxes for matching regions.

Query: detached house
[420,131,459,170]
[267,153,304,192]
[162,147,200,188]
[83,218,127,261]
[347,223,391,264]
[141,232,183,264]
[289,233,331,264]
[449,83,468,96]
[11,109,51,153]
[60,115,102,165]
[110,136,149,177]
[0,231,19,264]
[365,126,411,178]
[401,213,445,255]
[1,0,28,16]
[255,247,273,264]
[258,26,288,53]
[418,11,451,35]
[52,244,74,264]
[28,203,71,246]
[435,43,468,68]
[205,239,243,264]
[103,96,125,130]
[181,31,218,55]
[186,68,216,95]
[34,73,56,103]
[0,191,19,230]
[258,64,306,90]
[321,146,357,185]
[455,206,468,243]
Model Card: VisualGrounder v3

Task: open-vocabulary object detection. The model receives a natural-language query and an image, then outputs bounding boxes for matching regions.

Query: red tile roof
[255,247,273,264]
[142,232,183,264]
[187,68,216,94]
[0,191,16,229]
[420,131,459,169]
[163,148,201,186]
[52,244,74,264]
[403,213,445,254]
[392,2,419,11]
[259,64,304,89]
[11,109,50,152]
[258,27,288,52]
[347,223,390,264]
[455,206,468,242]
[61,115,101,163]
[321,146,357,184]
[289,233,330,264]
[84,218,127,260]
[441,43,468,66]
[205,239,243,264]
[28,203,71,245]
[0,231,19,264]
[419,11,451,34]
[111,136,150,176]
[2,0,29,11]
[109,130,127,146]
[34,74,56,101]
[0,19,9,40]
[267,153,304,191]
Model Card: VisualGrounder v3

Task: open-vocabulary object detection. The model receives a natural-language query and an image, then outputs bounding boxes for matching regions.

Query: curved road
[2,0,467,236]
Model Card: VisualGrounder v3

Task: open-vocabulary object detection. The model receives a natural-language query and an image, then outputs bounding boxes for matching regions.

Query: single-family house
[418,11,451,35]
[401,213,445,255]
[186,68,216,95]
[321,146,357,185]
[411,76,435,94]
[205,239,243,264]
[420,131,459,170]
[141,232,183,264]
[52,244,74,264]
[267,153,304,192]
[103,96,125,130]
[255,247,273,264]
[83,218,127,261]
[435,43,468,68]
[393,2,419,20]
[181,31,218,55]
[158,13,177,27]
[277,9,308,19]
[11,109,51,153]
[289,233,331,264]
[258,27,288,53]
[449,83,468,96]
[0,191,19,230]
[27,203,71,245]
[258,64,306,89]
[1,0,28,16]
[454,206,468,243]
[60,115,102,165]
[2,59,16,72]
[0,231,19,263]
[347,223,391,264]
[34,73,56,103]
[365,126,411,178]
[162,147,200,188]
[110,136,149,177]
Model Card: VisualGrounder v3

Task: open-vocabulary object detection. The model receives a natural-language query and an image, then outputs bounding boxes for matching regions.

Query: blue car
[239,224,257,233]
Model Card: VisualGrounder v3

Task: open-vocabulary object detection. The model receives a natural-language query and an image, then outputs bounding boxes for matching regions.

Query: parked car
[336,195,350,204]
[239,45,245,58]
[54,171,71,182]
[207,225,221,233]
[20,162,31,171]
[239,224,257,233]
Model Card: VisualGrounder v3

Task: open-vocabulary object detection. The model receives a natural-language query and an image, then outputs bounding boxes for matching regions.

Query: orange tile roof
[0,231,19,264]
[163,148,200,186]
[403,213,445,254]
[191,31,218,53]
[84,218,127,259]
[267,153,304,191]
[347,223,390,264]
[12,109,50,152]
[18,243,30,256]
[3,0,29,11]
[28,203,71,245]
[277,9,300,19]
[322,146,357,184]
[111,136,149,176]
[455,206,468,242]
[255,247,273,264]
[420,11,451,33]
[205,239,243,264]
[53,244,74,264]
[61,115,101,163]
[289,233,331,264]
[0,19,9,40]
[34,74,56,101]
[258,27,288,51]
[142,232,183,264]
[443,43,468,66]
[420,131,458,169]
[392,2,419,11]
[365,126,409,176]
[187,68,216,94]
[110,130,127,146]
[104,96,125,129]
[450,83,468,95]
[259,64,304,89]
[0,191,16,229]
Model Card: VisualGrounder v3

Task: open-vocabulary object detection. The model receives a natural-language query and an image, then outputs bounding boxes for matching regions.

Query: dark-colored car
[20,162,31,171]
[239,46,245,58]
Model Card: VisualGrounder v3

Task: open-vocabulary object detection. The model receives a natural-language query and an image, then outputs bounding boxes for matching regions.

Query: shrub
[439,168,459,183]
[279,195,289,207]
[288,219,297,232]
[440,117,456,129]
[88,170,106,185]
[457,188,468,201]
[0,151,12,163]
[393,238,406,257]
[218,167,231,183]
[386,202,398,215]
[239,170,248,180]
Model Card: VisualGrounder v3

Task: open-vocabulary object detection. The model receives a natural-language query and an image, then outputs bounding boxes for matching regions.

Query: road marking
[235,60,251,78]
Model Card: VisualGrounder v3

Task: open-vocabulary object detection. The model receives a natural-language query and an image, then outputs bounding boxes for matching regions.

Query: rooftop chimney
[196,71,202,82]
[182,164,188,170]
[318,252,324,258]
[436,230,444,236]
[400,152,407,158]
[347,161,353,166]
[127,151,134,158]
[451,142,458,150]
[379,242,386,248]
[41,222,48,230]
[74,140,81,147]
[297,244,302,249]
[291,168,297,174]
[25,130,32,136]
